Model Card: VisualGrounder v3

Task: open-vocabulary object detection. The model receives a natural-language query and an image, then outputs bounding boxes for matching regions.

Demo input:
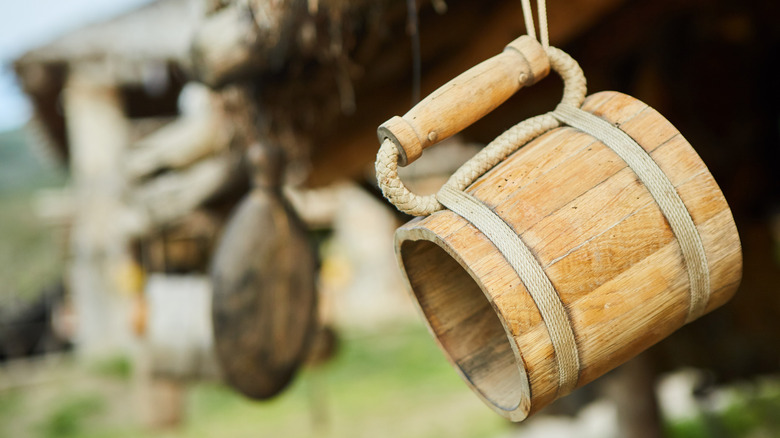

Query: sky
[0,0,156,131]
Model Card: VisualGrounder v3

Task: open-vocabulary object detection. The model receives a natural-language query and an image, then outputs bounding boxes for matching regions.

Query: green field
[0,128,66,304]
[1,322,779,438]
[0,324,511,438]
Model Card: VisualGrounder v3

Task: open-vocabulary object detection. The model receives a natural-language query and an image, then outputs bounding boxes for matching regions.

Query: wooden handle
[377,35,550,166]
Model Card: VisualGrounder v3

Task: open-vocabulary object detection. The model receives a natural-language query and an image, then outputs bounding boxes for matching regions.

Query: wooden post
[63,63,134,357]
[605,355,663,438]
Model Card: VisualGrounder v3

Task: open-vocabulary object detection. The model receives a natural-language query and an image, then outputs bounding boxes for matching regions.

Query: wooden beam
[125,115,227,181]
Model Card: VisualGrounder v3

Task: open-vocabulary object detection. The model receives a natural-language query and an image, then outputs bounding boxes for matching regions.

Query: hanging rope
[406,0,422,105]
[521,0,549,48]
[520,0,537,42]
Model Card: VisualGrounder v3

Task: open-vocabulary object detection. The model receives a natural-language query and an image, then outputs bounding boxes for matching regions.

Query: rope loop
[375,46,587,216]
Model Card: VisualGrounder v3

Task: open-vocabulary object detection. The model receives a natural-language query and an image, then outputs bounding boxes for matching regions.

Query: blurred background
[0,0,778,437]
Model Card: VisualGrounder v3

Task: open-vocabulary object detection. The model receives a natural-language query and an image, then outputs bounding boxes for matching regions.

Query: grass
[91,355,134,380]
[0,129,65,194]
[177,324,509,438]
[0,323,510,438]
[0,195,64,302]
[665,379,780,438]
[0,128,66,305]
[0,388,22,419]
[20,325,778,438]
[37,394,106,438]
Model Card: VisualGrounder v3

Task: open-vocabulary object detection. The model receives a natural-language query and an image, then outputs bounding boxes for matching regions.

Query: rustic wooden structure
[13,0,780,435]
[13,0,223,356]
[12,0,238,428]
[190,0,626,187]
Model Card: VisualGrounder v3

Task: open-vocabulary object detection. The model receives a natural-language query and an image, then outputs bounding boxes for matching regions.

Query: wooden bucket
[394,90,742,420]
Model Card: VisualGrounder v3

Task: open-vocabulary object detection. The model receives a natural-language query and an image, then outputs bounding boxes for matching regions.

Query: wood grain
[395,91,742,420]
[378,36,549,166]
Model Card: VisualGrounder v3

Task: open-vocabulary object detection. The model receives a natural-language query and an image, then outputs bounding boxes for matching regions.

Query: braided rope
[375,46,587,216]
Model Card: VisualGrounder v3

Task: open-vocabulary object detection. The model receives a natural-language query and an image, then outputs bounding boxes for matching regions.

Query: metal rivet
[518,73,528,84]
[428,131,438,142]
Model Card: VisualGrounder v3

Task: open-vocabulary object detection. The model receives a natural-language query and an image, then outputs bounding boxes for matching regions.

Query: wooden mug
[381,36,742,420]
